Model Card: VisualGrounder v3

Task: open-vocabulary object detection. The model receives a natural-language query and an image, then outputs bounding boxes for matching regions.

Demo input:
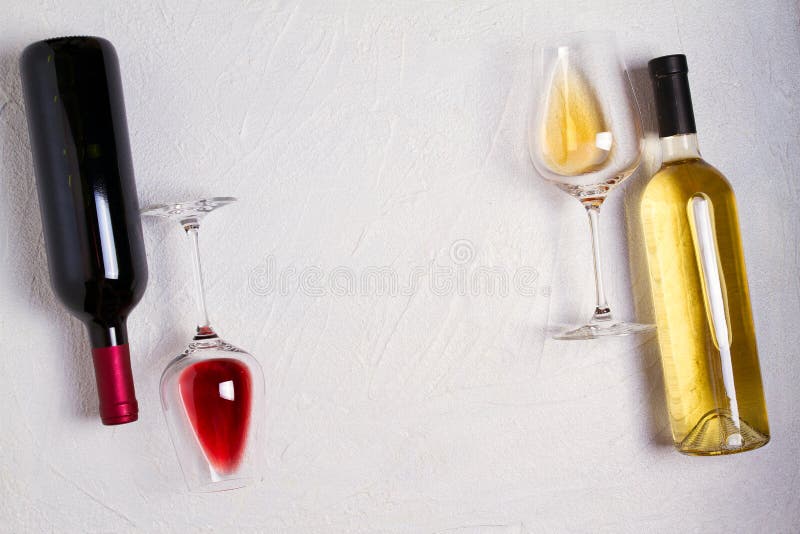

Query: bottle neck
[660,133,701,164]
[87,317,128,347]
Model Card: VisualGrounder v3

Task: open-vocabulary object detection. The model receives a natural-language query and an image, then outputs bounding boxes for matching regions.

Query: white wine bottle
[641,55,769,455]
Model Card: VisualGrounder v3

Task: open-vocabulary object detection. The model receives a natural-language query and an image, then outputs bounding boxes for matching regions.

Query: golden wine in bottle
[641,55,769,455]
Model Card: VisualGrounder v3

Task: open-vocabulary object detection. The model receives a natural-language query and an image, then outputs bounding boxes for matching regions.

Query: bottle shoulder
[643,158,734,203]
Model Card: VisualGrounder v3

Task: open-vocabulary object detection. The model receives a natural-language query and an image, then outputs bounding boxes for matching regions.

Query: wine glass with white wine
[529,31,654,340]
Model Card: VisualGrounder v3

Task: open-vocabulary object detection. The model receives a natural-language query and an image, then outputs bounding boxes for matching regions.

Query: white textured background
[1,1,798,532]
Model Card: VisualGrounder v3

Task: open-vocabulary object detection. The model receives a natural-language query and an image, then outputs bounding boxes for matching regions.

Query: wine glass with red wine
[142,197,265,492]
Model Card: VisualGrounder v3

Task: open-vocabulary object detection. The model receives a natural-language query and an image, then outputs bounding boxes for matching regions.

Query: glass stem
[585,205,613,322]
[184,222,216,339]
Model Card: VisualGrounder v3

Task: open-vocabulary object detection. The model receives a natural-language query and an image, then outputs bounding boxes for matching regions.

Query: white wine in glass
[529,31,654,340]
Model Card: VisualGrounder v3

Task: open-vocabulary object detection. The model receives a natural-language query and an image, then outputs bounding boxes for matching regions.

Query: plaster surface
[1,1,798,532]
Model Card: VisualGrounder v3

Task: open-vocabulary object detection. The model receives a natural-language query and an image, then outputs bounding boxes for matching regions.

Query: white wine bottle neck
[660,133,701,163]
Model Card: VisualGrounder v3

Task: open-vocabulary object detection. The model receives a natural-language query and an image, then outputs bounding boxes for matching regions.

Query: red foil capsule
[92,344,139,425]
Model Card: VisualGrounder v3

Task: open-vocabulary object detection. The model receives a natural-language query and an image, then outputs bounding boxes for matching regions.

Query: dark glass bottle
[20,36,147,425]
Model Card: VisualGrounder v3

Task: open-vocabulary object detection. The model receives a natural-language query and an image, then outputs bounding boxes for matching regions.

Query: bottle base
[677,410,769,456]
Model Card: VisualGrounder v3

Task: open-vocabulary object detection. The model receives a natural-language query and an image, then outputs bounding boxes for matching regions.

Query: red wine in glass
[143,198,265,492]
[179,359,252,473]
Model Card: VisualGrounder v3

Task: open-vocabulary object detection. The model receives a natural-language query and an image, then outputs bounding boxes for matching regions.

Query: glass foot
[141,197,237,224]
[553,320,655,340]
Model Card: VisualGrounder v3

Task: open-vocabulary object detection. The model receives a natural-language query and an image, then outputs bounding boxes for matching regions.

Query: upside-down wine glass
[142,197,265,492]
[529,31,655,340]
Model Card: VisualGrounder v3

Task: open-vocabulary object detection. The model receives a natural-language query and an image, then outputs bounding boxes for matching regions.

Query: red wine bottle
[20,37,147,425]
